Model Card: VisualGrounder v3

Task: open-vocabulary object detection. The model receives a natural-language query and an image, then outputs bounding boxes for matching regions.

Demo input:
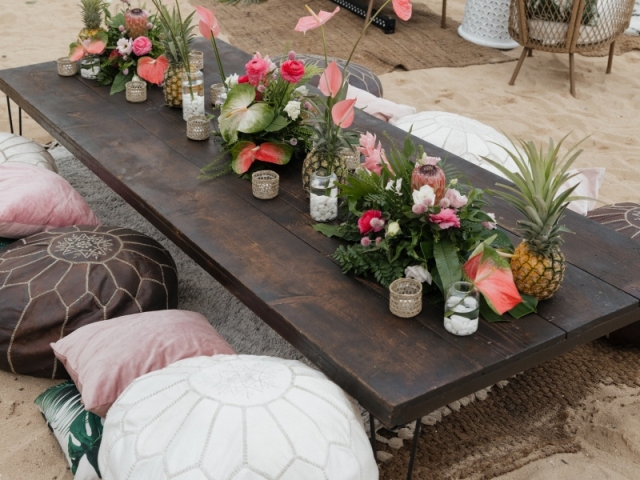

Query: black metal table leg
[6,96,13,134]
[406,419,422,480]
[369,412,377,453]
[18,106,22,136]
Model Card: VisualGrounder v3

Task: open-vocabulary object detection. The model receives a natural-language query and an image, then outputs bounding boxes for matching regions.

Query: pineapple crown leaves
[150,0,196,65]
[80,0,106,29]
[481,134,593,249]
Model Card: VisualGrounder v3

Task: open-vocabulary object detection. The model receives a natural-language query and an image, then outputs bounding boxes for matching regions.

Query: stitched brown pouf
[272,54,383,98]
[588,203,640,345]
[0,226,179,378]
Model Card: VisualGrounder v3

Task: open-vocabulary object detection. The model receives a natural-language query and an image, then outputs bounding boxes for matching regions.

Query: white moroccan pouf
[99,355,378,480]
[0,132,57,172]
[391,111,518,178]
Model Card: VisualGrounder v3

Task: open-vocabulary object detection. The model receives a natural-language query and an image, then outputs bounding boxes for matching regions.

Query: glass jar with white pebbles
[444,281,480,336]
[309,170,338,222]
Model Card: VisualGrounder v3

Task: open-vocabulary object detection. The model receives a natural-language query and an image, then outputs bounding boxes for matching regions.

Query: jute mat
[378,338,640,479]
[580,34,640,57]
[195,0,516,74]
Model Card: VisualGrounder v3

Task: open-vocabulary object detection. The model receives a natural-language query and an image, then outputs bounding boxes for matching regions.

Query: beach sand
[0,0,639,478]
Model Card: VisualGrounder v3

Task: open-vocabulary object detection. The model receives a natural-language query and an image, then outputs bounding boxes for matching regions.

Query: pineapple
[484,137,585,300]
[302,149,348,194]
[124,8,149,39]
[78,0,104,41]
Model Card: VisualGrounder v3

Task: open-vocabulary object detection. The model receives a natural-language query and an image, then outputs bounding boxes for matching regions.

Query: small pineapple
[302,149,348,194]
[124,8,149,38]
[78,0,104,41]
[484,137,585,300]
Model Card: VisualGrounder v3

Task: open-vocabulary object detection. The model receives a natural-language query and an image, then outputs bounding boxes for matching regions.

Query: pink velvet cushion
[51,310,236,417]
[0,164,99,238]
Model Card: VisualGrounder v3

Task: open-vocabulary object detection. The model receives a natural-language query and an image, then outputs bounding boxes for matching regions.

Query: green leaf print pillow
[34,381,103,480]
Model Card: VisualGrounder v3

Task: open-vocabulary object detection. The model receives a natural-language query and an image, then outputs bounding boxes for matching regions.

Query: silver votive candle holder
[389,278,423,318]
[189,51,204,71]
[211,83,226,107]
[57,57,77,76]
[186,115,211,141]
[125,80,147,103]
[252,170,279,200]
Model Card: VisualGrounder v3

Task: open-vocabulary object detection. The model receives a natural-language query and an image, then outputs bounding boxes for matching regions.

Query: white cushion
[391,111,603,215]
[347,85,417,123]
[99,355,378,480]
[0,132,57,172]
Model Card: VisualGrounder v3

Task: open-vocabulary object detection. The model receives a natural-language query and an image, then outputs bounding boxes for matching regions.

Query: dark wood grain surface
[2,38,639,427]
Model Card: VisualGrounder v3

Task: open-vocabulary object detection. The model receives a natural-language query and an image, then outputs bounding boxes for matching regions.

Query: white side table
[457,0,519,49]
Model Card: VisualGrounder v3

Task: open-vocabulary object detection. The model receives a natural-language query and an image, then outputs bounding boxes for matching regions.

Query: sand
[0,0,639,478]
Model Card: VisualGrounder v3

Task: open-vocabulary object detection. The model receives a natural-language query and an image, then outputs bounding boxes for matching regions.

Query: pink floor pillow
[0,226,179,379]
[0,163,98,238]
[52,310,236,418]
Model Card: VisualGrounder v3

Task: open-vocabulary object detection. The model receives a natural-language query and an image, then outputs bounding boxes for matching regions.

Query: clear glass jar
[444,281,480,336]
[80,55,100,79]
[309,169,338,222]
[181,66,204,121]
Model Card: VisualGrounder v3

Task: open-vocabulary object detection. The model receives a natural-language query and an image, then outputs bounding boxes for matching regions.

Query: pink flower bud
[361,237,371,247]
[412,204,426,215]
[119,25,125,32]
[288,50,296,60]
[146,22,153,29]
[439,198,451,208]
[370,218,385,232]
[375,237,382,245]
[289,138,298,146]
[257,84,266,92]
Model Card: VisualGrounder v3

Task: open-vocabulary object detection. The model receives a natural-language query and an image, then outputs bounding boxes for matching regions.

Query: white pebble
[182,94,205,120]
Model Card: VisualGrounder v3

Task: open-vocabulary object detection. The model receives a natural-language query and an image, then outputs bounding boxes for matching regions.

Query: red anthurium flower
[69,37,106,62]
[195,5,220,38]
[294,5,340,34]
[331,98,356,128]
[318,61,342,97]
[231,141,292,174]
[137,55,169,85]
[463,243,522,315]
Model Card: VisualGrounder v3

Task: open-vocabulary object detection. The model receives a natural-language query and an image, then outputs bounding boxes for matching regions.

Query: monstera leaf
[219,84,275,144]
[231,141,293,174]
[68,410,103,476]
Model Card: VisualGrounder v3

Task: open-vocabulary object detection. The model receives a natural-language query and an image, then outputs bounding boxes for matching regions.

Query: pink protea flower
[430,208,461,229]
[358,210,383,235]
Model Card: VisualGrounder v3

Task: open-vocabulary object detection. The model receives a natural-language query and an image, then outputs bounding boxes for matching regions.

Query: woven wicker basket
[189,51,204,71]
[125,81,147,103]
[389,278,423,318]
[252,170,279,199]
[57,58,76,77]
[186,116,210,141]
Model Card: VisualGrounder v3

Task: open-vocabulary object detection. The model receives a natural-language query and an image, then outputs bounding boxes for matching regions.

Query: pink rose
[443,188,468,209]
[131,36,152,56]
[358,210,383,235]
[429,208,461,229]
[280,59,305,83]
[245,52,270,86]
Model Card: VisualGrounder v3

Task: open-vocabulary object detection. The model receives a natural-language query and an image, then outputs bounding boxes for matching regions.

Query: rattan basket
[186,116,210,141]
[252,170,279,199]
[189,51,204,71]
[125,81,147,103]
[57,57,76,76]
[389,278,423,318]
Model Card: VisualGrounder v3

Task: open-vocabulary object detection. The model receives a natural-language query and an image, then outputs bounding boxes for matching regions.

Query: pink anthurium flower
[137,55,169,85]
[69,37,106,62]
[463,243,522,315]
[331,98,356,128]
[392,0,413,21]
[231,141,293,174]
[294,5,340,34]
[195,5,220,38]
[318,61,342,98]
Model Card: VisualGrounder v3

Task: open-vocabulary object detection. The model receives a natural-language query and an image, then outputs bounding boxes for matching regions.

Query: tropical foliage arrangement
[315,133,532,319]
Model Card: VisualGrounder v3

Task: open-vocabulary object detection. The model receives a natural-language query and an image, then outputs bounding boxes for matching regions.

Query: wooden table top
[2,39,639,427]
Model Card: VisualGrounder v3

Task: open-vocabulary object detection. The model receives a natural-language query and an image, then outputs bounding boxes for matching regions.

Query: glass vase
[444,281,480,336]
[181,66,204,121]
[80,55,100,80]
[309,169,338,222]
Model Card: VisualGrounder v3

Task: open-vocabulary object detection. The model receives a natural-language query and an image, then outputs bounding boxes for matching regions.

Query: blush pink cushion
[51,310,236,417]
[0,164,99,238]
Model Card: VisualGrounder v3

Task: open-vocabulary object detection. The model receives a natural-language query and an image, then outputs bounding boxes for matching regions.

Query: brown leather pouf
[0,226,179,378]
[588,203,640,345]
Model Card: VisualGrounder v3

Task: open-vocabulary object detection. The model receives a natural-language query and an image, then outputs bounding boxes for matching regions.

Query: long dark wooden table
[3,38,640,472]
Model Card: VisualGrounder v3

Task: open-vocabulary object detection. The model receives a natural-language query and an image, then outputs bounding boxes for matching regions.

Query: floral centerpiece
[199,51,322,177]
[315,133,532,319]
[95,2,169,93]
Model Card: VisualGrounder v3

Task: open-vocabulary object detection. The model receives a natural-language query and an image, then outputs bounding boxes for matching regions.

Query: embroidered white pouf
[0,132,57,172]
[99,355,378,480]
[391,111,518,177]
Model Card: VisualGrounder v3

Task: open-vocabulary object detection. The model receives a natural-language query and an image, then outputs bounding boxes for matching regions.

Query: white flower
[412,184,436,207]
[386,221,401,237]
[295,85,308,96]
[116,38,133,55]
[483,212,497,230]
[225,73,239,88]
[284,100,301,120]
[405,265,432,284]
[385,179,403,196]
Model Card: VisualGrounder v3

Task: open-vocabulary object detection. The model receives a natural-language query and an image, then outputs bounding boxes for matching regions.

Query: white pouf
[99,355,378,480]
[392,111,518,177]
[0,132,57,172]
